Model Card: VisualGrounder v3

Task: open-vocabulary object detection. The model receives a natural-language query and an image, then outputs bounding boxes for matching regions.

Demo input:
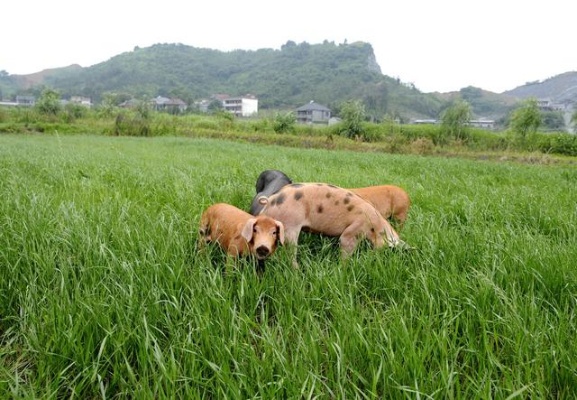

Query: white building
[222,95,258,117]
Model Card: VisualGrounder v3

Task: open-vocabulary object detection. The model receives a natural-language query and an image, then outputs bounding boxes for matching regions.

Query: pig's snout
[255,245,271,259]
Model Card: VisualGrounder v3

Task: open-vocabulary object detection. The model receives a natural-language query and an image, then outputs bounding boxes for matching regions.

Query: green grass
[1,134,576,398]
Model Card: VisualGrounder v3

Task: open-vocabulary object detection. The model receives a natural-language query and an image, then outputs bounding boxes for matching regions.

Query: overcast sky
[2,0,574,94]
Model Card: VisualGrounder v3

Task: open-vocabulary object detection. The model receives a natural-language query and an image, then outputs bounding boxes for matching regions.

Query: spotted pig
[249,170,410,228]
[258,183,403,265]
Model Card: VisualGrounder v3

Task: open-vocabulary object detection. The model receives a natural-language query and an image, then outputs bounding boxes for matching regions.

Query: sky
[2,0,574,94]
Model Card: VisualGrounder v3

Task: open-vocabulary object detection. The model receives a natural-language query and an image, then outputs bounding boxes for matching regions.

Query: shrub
[541,133,577,156]
[62,103,88,122]
[113,111,150,137]
[272,112,296,134]
[357,122,383,142]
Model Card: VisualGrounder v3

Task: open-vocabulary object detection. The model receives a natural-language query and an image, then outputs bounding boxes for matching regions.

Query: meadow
[1,133,576,398]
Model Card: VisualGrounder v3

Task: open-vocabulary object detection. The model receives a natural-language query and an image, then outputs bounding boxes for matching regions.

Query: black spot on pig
[272,193,286,206]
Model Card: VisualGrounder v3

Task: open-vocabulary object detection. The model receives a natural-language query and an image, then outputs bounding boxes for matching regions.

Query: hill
[434,86,519,120]
[504,71,577,103]
[1,41,446,119]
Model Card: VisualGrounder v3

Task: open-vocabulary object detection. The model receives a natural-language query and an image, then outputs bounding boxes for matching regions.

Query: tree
[572,109,577,134]
[281,40,297,50]
[540,111,565,130]
[339,100,366,139]
[509,98,541,139]
[35,88,61,115]
[207,99,223,113]
[440,100,472,141]
[97,93,120,117]
[459,86,483,101]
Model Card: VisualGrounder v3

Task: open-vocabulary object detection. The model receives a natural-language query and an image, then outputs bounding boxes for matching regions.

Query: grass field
[1,133,576,398]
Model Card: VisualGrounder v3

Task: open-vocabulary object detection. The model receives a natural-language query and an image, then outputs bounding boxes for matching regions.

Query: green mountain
[1,41,446,119]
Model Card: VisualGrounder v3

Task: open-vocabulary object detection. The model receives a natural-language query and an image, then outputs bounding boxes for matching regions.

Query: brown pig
[199,203,285,267]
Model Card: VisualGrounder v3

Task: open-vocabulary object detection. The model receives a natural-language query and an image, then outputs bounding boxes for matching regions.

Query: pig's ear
[275,220,285,245]
[241,218,256,242]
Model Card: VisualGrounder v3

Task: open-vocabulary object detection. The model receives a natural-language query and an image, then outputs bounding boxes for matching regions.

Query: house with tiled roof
[152,96,187,113]
[296,101,331,124]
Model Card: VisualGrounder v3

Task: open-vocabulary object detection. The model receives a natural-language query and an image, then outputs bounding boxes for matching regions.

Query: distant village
[0,94,341,125]
[0,93,570,130]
